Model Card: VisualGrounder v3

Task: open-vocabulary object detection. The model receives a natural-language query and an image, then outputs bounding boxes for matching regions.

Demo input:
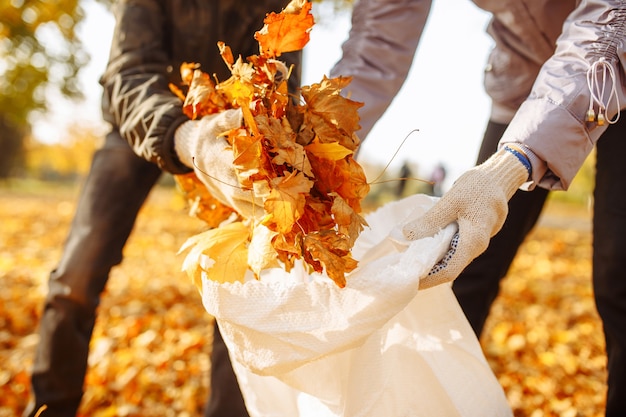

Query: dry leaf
[179,221,251,288]
[175,0,369,286]
[254,0,314,58]
[303,231,356,288]
[305,138,353,161]
[263,171,314,234]
[174,173,237,228]
[182,69,227,119]
[1,190,606,415]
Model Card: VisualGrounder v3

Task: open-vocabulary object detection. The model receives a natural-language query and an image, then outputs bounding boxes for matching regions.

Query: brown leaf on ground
[0,187,606,416]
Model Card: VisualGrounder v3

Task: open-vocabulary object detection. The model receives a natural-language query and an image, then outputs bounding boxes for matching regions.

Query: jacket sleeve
[329,0,433,140]
[99,0,192,174]
[500,0,626,190]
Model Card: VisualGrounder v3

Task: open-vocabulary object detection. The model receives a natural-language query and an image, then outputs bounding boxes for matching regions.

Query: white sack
[201,194,512,417]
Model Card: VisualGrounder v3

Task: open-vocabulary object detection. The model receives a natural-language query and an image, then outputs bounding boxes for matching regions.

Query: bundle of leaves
[172,0,369,288]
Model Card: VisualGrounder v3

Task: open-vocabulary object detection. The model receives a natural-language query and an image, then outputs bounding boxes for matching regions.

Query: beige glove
[402,147,530,289]
[174,109,264,219]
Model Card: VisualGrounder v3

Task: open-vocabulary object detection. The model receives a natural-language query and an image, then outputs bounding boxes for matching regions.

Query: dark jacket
[100,0,301,174]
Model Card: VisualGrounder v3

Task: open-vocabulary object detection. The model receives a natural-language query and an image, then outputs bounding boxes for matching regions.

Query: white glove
[174,109,264,218]
[402,146,530,289]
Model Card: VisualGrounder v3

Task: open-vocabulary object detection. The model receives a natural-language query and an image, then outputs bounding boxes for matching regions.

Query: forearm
[100,0,191,174]
[500,0,626,190]
[329,0,432,139]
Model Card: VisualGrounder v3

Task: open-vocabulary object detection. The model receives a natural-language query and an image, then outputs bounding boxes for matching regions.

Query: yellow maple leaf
[216,57,256,106]
[179,221,251,290]
[248,223,280,277]
[305,138,353,161]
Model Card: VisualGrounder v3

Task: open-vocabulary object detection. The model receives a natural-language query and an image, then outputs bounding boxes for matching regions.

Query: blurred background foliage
[0,0,93,177]
[0,0,594,209]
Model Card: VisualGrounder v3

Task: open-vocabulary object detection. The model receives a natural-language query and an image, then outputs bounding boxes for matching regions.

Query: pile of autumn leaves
[172,0,369,288]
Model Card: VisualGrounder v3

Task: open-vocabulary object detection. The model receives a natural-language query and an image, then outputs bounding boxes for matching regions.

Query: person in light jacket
[330,0,626,415]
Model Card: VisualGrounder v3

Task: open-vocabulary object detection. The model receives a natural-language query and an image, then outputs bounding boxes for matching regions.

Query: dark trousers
[452,121,549,335]
[453,118,626,416]
[24,131,248,417]
[593,118,626,417]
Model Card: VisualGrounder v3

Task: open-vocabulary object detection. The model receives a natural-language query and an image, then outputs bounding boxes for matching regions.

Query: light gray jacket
[330,0,626,190]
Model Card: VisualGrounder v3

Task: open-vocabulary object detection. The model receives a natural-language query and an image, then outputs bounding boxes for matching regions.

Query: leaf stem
[368,129,432,186]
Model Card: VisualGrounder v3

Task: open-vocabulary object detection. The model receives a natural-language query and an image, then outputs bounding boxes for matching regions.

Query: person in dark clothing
[23,1,301,416]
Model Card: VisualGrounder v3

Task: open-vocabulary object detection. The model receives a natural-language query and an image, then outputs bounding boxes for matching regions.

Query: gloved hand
[402,146,531,289]
[174,108,265,219]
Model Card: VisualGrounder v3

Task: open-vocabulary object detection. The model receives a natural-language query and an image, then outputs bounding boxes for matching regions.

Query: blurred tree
[25,123,102,180]
[0,0,92,178]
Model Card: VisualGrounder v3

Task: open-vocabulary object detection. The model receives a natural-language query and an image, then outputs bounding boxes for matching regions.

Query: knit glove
[174,109,264,219]
[402,147,530,289]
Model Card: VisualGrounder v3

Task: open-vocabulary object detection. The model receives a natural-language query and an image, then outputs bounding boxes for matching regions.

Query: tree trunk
[0,114,26,178]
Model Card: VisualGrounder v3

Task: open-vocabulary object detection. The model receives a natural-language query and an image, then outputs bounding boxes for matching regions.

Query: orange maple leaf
[300,76,363,150]
[180,62,200,85]
[174,173,238,228]
[217,41,235,69]
[176,0,371,288]
[303,231,356,288]
[254,0,314,58]
[331,194,368,247]
[298,197,335,233]
[229,128,266,188]
[271,142,313,177]
[263,171,314,234]
[271,231,301,270]
[334,156,370,212]
[307,153,343,194]
[257,114,314,176]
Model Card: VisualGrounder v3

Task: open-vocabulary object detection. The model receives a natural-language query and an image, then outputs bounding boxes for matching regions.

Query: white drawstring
[586,57,621,125]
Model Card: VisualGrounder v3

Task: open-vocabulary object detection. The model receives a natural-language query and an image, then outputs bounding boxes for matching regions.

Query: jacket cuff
[500,99,595,191]
[486,148,530,200]
[160,114,193,175]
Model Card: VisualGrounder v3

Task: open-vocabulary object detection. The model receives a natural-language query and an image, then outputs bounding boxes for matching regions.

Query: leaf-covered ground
[0,183,605,416]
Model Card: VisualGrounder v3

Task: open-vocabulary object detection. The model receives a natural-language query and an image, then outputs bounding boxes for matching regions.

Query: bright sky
[33,0,493,189]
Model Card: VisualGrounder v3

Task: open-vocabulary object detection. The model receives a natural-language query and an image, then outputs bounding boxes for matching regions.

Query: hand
[402,147,530,289]
[174,109,264,218]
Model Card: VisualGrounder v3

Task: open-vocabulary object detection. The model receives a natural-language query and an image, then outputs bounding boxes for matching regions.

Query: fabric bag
[201,194,512,416]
